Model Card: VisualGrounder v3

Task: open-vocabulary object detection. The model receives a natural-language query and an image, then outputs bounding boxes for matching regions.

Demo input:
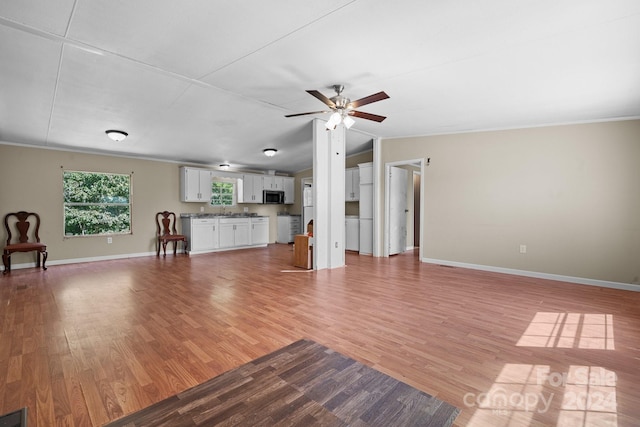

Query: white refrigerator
[303,185,313,233]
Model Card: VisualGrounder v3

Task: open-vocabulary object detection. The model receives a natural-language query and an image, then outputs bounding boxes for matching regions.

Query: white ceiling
[1,1,639,174]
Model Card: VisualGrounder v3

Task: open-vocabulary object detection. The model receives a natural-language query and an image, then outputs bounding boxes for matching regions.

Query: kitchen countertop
[180,213,267,218]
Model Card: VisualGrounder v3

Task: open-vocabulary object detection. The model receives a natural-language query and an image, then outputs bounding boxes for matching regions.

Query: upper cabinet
[240,174,294,204]
[263,176,285,191]
[239,174,263,203]
[180,167,212,202]
[181,167,294,205]
[283,177,294,204]
[345,167,360,201]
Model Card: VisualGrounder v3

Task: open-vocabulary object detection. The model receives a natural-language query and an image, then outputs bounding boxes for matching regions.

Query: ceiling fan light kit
[285,84,389,129]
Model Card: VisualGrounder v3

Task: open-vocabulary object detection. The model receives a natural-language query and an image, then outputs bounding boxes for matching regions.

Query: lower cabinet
[182,216,268,254]
[251,217,269,245]
[276,215,301,243]
[359,218,373,255]
[345,216,359,251]
[219,218,251,248]
[190,218,219,252]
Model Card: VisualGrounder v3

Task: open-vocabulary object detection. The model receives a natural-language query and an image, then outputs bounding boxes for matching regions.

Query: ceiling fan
[285,85,389,129]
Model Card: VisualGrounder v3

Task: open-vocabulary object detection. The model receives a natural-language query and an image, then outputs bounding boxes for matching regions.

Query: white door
[389,166,408,255]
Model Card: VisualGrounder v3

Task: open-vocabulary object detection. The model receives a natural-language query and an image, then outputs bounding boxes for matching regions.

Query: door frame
[383,158,425,259]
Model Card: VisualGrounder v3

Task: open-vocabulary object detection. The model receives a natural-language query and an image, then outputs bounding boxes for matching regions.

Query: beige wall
[380,119,640,285]
[0,145,283,265]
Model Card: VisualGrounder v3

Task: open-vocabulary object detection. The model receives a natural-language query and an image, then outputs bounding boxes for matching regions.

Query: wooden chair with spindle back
[2,211,48,274]
[156,211,188,256]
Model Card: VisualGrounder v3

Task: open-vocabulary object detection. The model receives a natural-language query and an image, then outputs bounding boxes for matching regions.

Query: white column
[312,119,346,270]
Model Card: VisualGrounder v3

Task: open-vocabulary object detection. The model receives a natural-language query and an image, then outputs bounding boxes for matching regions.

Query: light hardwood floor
[1,245,639,426]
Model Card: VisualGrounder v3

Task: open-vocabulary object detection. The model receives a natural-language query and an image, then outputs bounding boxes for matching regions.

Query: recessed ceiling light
[263,148,277,157]
[105,130,128,142]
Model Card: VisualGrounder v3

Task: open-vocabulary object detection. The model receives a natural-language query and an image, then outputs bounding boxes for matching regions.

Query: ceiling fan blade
[349,110,387,123]
[284,110,330,118]
[348,91,389,109]
[306,90,336,109]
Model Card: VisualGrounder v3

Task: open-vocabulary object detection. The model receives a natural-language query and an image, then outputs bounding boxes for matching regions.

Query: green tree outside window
[211,179,236,206]
[63,171,131,236]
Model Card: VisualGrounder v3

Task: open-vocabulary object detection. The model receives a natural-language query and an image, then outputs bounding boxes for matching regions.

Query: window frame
[63,170,133,237]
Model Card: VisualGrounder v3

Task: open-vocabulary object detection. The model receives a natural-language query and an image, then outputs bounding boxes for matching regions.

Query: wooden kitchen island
[293,234,312,269]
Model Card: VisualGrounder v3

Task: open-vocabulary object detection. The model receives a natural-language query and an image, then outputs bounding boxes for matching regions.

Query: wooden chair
[3,211,48,274]
[156,211,188,256]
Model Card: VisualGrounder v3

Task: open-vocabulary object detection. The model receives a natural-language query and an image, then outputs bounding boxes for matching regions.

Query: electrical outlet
[519,244,526,254]
[200,206,204,212]
[107,237,113,244]
[244,207,249,212]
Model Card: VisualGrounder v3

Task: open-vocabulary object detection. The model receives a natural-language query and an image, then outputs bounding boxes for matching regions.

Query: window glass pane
[210,179,236,207]
[64,205,131,236]
[64,171,130,204]
[63,171,131,236]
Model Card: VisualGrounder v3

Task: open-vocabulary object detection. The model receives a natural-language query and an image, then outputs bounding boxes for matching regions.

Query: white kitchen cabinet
[358,162,373,255]
[181,217,219,254]
[219,218,251,248]
[263,176,285,190]
[180,167,212,202]
[182,215,268,253]
[239,174,263,203]
[359,162,373,184]
[250,217,269,245]
[359,218,373,255]
[345,167,359,201]
[191,218,218,252]
[359,184,373,219]
[345,216,359,251]
[283,177,295,204]
[277,215,301,243]
[262,175,273,191]
[238,173,294,204]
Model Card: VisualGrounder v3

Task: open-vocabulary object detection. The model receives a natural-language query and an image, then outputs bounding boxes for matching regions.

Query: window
[63,171,131,236]
[210,177,236,207]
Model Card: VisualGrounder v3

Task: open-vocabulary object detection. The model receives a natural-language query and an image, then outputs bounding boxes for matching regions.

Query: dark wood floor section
[104,339,460,426]
[1,244,639,426]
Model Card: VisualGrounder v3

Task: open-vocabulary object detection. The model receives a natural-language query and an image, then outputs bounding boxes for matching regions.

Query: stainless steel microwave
[263,190,285,204]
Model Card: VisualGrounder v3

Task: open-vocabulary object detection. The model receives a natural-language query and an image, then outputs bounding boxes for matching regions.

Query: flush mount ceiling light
[219,163,230,170]
[105,130,128,142]
[263,148,277,157]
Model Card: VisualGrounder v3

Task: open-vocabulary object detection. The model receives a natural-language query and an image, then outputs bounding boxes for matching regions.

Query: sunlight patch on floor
[465,363,617,426]
[517,312,614,350]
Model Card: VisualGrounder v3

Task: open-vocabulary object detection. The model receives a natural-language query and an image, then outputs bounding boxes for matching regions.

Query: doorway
[413,171,421,248]
[384,159,423,259]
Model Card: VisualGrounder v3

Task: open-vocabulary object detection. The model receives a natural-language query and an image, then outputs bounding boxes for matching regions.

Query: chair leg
[2,252,10,274]
[42,250,48,271]
[173,241,178,256]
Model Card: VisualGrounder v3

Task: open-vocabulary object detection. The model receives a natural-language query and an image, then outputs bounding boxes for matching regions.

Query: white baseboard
[2,244,269,271]
[2,251,158,271]
[422,258,640,292]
